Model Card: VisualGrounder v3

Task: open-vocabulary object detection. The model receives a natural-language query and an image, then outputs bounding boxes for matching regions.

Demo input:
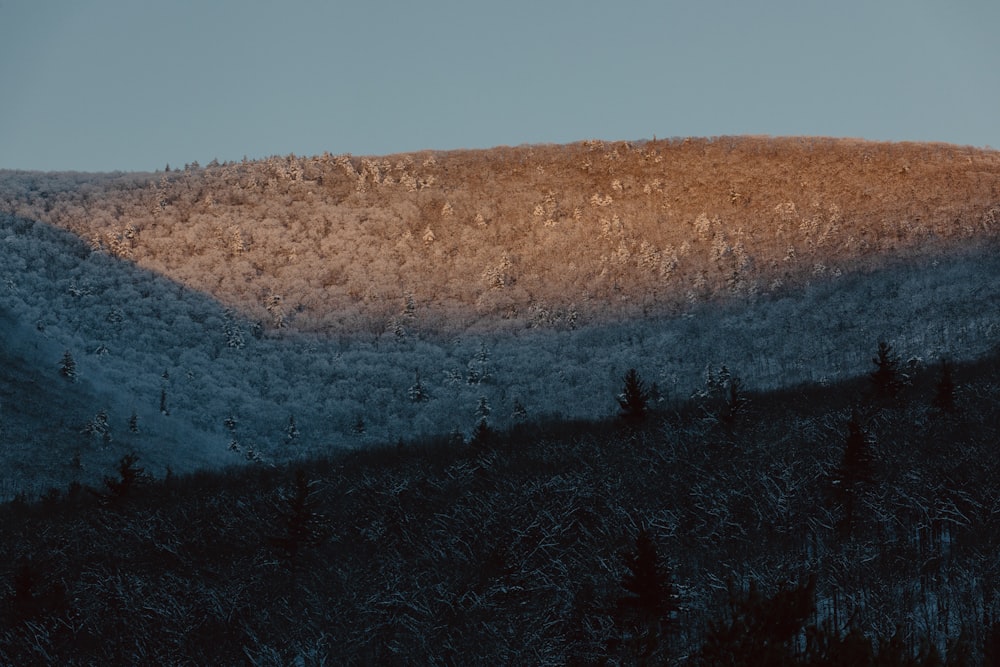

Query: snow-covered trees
[59,351,76,381]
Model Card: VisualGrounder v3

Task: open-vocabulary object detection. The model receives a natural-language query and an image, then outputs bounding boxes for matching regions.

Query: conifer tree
[102,452,149,499]
[616,529,678,660]
[408,369,430,402]
[471,396,492,444]
[870,341,904,401]
[618,368,649,423]
[619,529,677,625]
[840,413,871,482]
[59,350,76,381]
[285,415,299,444]
[932,359,956,413]
[270,469,327,565]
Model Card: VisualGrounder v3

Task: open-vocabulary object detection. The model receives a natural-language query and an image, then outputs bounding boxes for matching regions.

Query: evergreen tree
[59,350,77,381]
[285,415,299,444]
[102,452,150,499]
[840,412,872,483]
[269,469,327,565]
[870,340,904,400]
[128,410,139,434]
[616,529,678,661]
[84,409,112,445]
[699,576,815,667]
[720,374,748,428]
[408,369,430,402]
[619,529,677,625]
[618,368,649,423]
[932,359,956,413]
[835,412,871,537]
[471,396,492,444]
[159,388,169,415]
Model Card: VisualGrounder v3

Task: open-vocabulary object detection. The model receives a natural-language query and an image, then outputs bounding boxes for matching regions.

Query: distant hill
[3,136,998,334]
[0,136,999,497]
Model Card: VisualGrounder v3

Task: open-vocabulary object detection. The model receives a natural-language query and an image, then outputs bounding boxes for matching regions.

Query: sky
[1,0,998,173]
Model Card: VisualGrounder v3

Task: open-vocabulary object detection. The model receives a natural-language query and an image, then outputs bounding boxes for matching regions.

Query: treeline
[2,343,999,664]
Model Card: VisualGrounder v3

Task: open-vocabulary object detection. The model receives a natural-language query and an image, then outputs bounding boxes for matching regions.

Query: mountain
[1,136,999,495]
[3,135,1000,663]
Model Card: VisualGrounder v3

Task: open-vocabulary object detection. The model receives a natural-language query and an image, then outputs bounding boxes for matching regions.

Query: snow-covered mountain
[1,136,999,497]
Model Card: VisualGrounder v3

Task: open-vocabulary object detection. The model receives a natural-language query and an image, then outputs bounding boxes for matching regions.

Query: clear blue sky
[2,0,998,172]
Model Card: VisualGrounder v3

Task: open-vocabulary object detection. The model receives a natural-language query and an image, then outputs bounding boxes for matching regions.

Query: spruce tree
[102,452,149,499]
[285,415,299,444]
[270,469,326,565]
[619,529,677,624]
[618,368,649,423]
[408,369,430,402]
[616,529,678,660]
[870,341,904,400]
[932,359,956,413]
[59,351,77,381]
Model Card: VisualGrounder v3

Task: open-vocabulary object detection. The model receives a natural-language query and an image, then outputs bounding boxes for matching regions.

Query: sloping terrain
[3,137,999,333]
[2,351,999,664]
[2,136,1000,663]
[1,137,999,497]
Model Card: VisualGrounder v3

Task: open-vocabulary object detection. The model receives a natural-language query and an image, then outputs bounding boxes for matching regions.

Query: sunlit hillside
[4,136,999,334]
[4,137,1000,663]
[1,136,999,497]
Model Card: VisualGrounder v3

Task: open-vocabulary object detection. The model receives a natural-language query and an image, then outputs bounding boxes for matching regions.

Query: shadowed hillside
[1,137,1000,496]
[3,137,1000,663]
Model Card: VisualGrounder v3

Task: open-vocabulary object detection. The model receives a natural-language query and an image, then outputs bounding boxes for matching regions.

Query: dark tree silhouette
[619,529,677,623]
[699,576,815,667]
[618,368,649,423]
[720,374,748,428]
[932,359,956,413]
[102,452,150,499]
[834,412,872,537]
[616,529,678,661]
[870,341,904,401]
[270,469,326,565]
[840,412,872,483]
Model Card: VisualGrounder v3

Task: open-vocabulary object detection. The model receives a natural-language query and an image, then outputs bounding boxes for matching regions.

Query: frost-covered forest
[2,136,1000,663]
[1,137,999,494]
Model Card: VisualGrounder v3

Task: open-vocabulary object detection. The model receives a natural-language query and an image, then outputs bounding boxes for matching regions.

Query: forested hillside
[3,136,999,333]
[2,136,1000,663]
[1,137,999,497]
[2,350,999,664]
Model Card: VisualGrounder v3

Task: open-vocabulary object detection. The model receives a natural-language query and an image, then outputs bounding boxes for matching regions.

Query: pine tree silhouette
[270,469,326,565]
[932,359,956,413]
[618,368,649,423]
[616,529,678,660]
[102,452,150,499]
[870,341,904,401]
